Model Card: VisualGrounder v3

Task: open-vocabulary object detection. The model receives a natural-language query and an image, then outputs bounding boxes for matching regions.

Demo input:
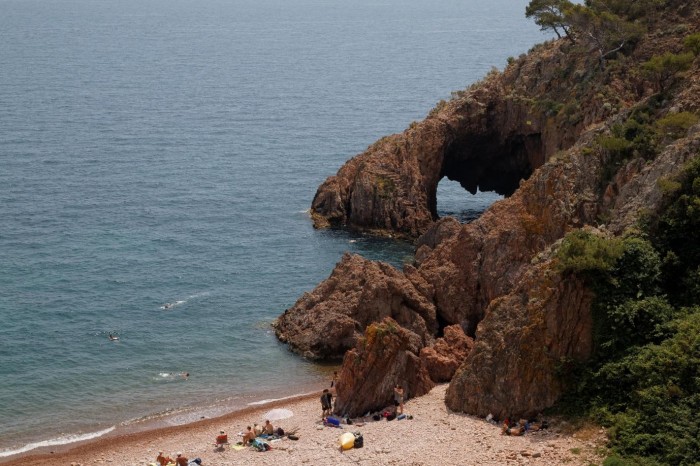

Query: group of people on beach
[320,371,338,417]
[154,419,282,465]
[155,451,201,466]
[241,419,280,445]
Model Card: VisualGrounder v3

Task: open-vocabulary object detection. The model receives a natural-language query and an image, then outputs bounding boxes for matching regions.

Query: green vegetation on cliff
[554,157,700,465]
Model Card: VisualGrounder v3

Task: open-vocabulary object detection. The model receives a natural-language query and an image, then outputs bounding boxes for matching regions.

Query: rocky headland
[275,1,700,424]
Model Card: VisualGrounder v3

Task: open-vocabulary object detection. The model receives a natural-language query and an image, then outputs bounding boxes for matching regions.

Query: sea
[0,0,547,457]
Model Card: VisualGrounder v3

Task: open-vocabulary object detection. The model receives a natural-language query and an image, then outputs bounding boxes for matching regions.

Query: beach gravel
[10,385,606,466]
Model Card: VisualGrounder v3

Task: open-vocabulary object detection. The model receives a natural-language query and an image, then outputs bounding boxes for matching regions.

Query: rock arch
[311,89,547,239]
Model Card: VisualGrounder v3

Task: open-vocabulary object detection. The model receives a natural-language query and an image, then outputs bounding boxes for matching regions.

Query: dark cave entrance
[430,131,543,221]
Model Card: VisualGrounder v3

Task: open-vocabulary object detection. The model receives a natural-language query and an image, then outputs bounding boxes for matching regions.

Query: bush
[642,52,694,92]
[684,32,700,56]
[556,229,623,276]
[554,157,700,464]
[655,111,699,139]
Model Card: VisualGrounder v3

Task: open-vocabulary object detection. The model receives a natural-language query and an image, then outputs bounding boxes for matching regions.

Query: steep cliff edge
[277,3,700,418]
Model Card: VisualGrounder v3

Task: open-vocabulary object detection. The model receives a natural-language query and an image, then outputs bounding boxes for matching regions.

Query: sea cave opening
[436,179,503,223]
[431,131,543,222]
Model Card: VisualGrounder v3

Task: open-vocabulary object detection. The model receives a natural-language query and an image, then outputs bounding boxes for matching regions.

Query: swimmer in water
[181,372,189,380]
[108,334,119,341]
[163,303,172,309]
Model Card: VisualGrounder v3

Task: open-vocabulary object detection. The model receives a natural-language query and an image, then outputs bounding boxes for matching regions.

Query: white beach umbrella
[263,408,294,421]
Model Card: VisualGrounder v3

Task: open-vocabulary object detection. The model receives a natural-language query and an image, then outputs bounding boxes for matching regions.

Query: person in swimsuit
[242,426,256,446]
[263,419,274,435]
[394,385,405,414]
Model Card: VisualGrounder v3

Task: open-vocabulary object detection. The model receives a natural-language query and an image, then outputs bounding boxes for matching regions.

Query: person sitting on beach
[242,426,256,446]
[215,430,228,448]
[156,451,171,466]
[320,388,333,417]
[263,419,274,435]
[175,452,188,466]
[253,423,262,436]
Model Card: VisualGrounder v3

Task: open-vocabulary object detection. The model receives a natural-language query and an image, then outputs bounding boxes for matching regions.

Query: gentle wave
[0,427,115,458]
[246,391,316,406]
[160,291,210,310]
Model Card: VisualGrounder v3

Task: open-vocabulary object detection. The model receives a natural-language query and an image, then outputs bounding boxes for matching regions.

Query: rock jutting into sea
[275,3,700,418]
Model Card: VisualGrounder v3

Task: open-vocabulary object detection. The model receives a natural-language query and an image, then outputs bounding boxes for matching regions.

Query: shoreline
[6,384,607,466]
[0,376,329,462]
[3,390,321,465]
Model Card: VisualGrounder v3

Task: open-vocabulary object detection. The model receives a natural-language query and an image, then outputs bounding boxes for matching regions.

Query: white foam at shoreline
[0,426,115,458]
[247,391,316,406]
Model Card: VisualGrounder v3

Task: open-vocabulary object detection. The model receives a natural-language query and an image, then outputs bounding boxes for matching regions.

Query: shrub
[655,112,699,139]
[556,229,623,276]
[554,157,700,464]
[684,32,700,56]
[642,52,694,92]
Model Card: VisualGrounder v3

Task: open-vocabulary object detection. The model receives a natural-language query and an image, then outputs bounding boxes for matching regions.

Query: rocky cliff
[276,3,700,418]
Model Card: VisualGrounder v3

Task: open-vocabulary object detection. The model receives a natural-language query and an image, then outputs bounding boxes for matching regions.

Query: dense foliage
[554,157,700,465]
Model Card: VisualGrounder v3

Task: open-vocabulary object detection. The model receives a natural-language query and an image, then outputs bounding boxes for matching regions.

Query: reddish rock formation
[333,318,434,418]
[279,4,700,418]
[445,255,595,419]
[273,253,436,360]
[419,324,474,383]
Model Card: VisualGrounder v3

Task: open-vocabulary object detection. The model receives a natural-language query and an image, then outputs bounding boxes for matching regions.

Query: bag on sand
[353,432,364,448]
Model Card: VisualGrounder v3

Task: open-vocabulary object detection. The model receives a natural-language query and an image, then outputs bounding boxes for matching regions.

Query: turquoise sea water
[0,0,546,456]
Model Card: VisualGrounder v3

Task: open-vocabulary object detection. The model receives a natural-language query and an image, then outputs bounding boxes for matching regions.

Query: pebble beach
[9,384,607,466]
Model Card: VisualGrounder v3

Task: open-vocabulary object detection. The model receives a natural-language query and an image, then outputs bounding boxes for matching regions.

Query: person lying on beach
[242,426,256,446]
[156,451,171,466]
[263,419,274,435]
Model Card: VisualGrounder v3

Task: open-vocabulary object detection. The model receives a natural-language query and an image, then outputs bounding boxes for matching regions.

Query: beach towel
[251,438,271,452]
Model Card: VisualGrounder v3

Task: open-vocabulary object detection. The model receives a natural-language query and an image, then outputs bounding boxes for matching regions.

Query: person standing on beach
[394,385,405,415]
[330,371,338,392]
[320,388,333,417]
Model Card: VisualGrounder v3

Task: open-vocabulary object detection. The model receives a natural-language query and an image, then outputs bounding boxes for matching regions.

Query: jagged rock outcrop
[419,324,474,383]
[273,253,437,360]
[333,318,434,417]
[445,253,595,418]
[279,4,700,417]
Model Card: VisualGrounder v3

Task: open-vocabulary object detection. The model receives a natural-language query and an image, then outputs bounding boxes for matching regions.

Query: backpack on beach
[353,432,364,448]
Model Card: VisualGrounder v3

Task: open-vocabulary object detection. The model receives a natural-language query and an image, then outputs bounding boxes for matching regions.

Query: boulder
[419,324,474,383]
[445,259,595,419]
[333,318,434,417]
[273,253,436,360]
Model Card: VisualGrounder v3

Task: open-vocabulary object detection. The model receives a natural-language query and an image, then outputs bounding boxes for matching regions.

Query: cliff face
[277,5,700,418]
